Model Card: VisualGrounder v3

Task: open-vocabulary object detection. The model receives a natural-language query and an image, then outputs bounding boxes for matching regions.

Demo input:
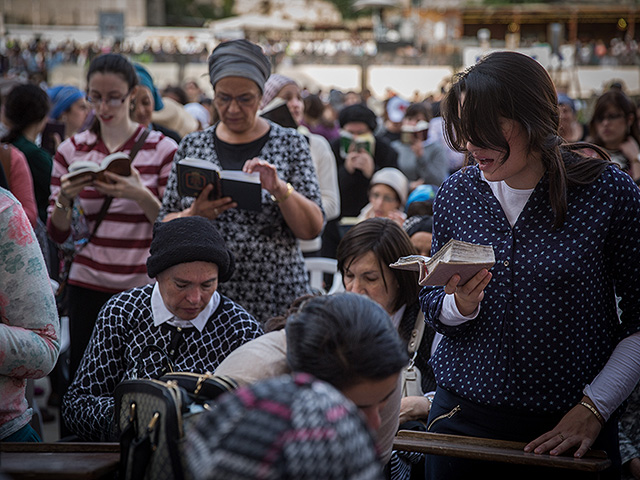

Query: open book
[66,152,131,182]
[176,157,262,212]
[390,239,495,286]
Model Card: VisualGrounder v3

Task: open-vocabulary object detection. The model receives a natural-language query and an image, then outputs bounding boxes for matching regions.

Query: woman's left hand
[242,157,288,198]
[619,136,640,164]
[524,398,603,458]
[94,167,147,202]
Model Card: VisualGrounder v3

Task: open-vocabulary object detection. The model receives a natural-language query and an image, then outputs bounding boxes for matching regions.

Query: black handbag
[114,372,237,480]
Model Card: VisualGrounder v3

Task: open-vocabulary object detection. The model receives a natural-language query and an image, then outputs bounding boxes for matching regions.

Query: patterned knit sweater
[62,284,263,441]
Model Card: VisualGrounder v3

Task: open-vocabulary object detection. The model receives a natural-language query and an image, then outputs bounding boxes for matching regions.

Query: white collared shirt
[150,283,221,332]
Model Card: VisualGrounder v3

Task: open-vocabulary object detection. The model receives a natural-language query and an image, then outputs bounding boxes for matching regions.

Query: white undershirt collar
[481,172,534,227]
[151,282,220,332]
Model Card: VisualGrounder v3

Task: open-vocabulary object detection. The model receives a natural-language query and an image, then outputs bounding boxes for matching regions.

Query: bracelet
[578,401,605,425]
[271,182,294,204]
[54,198,72,212]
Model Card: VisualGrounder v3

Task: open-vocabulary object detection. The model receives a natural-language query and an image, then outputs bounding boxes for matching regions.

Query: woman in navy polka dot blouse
[420,51,640,480]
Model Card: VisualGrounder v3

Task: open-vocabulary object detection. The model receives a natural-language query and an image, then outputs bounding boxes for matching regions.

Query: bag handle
[87,128,150,243]
[407,310,426,367]
[133,344,176,379]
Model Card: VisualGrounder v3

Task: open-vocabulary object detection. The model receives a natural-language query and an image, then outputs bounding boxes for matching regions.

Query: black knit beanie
[338,103,378,132]
[146,217,235,282]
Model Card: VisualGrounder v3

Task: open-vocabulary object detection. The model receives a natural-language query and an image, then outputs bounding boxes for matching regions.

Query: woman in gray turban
[158,39,324,323]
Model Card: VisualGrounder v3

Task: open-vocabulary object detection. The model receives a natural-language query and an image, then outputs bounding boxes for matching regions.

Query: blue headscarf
[134,64,164,111]
[47,85,84,120]
[405,184,438,213]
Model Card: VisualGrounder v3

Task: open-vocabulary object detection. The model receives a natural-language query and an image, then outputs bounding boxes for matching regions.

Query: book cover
[390,239,495,286]
[67,152,131,182]
[260,97,298,129]
[176,157,262,212]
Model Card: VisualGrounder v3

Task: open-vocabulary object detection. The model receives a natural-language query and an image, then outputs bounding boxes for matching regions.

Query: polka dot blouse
[420,163,640,415]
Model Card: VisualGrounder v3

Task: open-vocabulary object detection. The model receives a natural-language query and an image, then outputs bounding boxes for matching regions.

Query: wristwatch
[425,392,435,407]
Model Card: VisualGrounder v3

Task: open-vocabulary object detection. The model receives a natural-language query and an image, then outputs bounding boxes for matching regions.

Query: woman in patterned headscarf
[159,39,324,323]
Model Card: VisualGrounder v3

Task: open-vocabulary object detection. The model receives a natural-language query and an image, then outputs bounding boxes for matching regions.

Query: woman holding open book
[47,53,178,386]
[158,39,324,323]
[420,51,640,479]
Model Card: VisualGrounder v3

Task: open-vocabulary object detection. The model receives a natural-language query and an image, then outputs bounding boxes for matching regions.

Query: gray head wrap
[208,39,271,93]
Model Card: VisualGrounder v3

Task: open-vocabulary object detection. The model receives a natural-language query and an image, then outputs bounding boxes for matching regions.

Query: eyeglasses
[370,191,398,204]
[86,90,131,108]
[597,113,626,123]
[213,93,259,108]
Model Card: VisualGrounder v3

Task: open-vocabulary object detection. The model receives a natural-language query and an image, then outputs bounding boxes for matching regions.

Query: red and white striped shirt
[48,125,177,293]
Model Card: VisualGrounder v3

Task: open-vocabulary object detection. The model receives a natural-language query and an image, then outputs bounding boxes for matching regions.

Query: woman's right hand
[184,183,237,220]
[444,269,492,316]
[59,172,94,202]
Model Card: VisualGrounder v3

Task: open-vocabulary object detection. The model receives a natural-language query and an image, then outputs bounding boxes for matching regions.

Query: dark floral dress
[159,122,323,323]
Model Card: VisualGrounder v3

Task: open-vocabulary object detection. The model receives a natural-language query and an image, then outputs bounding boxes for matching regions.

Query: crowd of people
[4,32,640,86]
[0,37,639,480]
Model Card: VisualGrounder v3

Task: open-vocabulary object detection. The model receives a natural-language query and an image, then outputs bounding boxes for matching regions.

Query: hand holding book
[390,239,495,287]
[176,157,262,212]
[64,152,131,183]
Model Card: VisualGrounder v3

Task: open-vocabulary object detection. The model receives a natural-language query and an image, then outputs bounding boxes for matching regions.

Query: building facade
[1,0,147,27]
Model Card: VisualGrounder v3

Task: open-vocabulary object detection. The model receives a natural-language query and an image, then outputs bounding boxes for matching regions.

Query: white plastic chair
[304,257,344,295]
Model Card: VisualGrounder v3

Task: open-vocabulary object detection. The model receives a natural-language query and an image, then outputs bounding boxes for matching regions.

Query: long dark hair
[442,51,610,229]
[1,84,50,144]
[86,53,138,135]
[337,217,418,313]
[286,293,408,390]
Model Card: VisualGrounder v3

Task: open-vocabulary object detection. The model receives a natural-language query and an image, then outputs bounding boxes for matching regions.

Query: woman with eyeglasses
[159,39,323,323]
[47,53,178,385]
[587,89,640,184]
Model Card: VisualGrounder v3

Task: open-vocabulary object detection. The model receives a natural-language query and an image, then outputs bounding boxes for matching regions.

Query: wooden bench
[0,442,120,480]
[393,430,611,476]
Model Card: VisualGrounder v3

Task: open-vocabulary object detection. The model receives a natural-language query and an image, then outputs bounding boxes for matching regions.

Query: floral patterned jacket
[0,188,59,439]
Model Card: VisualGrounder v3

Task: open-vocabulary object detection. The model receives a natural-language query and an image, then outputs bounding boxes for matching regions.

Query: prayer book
[176,157,262,212]
[390,239,495,286]
[66,152,131,182]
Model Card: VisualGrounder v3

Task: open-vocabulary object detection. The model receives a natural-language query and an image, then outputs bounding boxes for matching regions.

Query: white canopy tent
[208,14,299,39]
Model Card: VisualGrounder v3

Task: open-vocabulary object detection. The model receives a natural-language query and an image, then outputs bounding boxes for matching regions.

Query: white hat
[370,167,409,206]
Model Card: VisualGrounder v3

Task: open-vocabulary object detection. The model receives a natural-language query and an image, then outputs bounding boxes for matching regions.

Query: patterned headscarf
[260,74,297,110]
[185,373,384,480]
[208,39,271,93]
